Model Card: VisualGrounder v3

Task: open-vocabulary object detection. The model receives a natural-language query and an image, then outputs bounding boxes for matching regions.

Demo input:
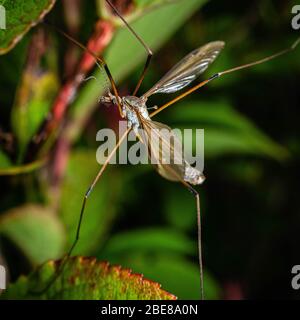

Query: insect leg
[150,76,216,117]
[150,37,300,118]
[142,122,204,299]
[44,21,124,118]
[32,127,130,295]
[181,182,204,300]
[66,127,130,255]
[105,0,153,95]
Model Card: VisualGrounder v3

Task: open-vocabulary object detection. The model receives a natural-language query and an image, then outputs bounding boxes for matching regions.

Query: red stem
[25,20,115,161]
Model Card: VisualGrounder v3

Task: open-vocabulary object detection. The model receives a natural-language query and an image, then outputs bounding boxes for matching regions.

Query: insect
[41,0,300,299]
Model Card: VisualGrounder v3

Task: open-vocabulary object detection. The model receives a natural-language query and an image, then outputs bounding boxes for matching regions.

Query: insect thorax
[121,96,150,132]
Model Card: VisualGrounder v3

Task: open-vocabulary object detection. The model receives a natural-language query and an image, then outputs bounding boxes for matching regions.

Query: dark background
[0,0,300,299]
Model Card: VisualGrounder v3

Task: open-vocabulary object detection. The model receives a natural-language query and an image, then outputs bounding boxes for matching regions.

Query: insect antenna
[82,61,111,98]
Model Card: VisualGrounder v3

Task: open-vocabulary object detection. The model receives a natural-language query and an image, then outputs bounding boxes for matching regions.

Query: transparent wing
[141,119,205,185]
[142,119,184,182]
[142,41,225,99]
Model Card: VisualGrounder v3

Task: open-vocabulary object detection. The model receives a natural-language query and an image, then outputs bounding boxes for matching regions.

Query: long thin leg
[33,127,131,294]
[44,21,124,118]
[105,0,153,95]
[181,182,204,300]
[150,76,216,117]
[65,128,130,259]
[150,37,300,118]
[145,126,205,299]
[133,52,153,96]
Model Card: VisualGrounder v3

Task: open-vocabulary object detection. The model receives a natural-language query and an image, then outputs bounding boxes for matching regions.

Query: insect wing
[141,119,186,182]
[142,41,225,98]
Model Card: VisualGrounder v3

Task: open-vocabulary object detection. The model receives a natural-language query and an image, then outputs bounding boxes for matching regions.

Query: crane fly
[39,0,300,299]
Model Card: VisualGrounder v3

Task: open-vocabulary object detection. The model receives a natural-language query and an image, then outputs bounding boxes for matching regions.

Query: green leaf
[67,0,206,142]
[99,228,221,299]
[169,100,289,160]
[0,204,65,264]
[11,70,59,162]
[134,0,174,8]
[102,252,221,300]
[0,0,56,54]
[1,256,177,299]
[59,149,123,255]
[135,0,156,6]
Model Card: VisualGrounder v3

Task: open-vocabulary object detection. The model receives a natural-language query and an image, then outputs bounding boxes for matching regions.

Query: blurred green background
[0,0,300,299]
